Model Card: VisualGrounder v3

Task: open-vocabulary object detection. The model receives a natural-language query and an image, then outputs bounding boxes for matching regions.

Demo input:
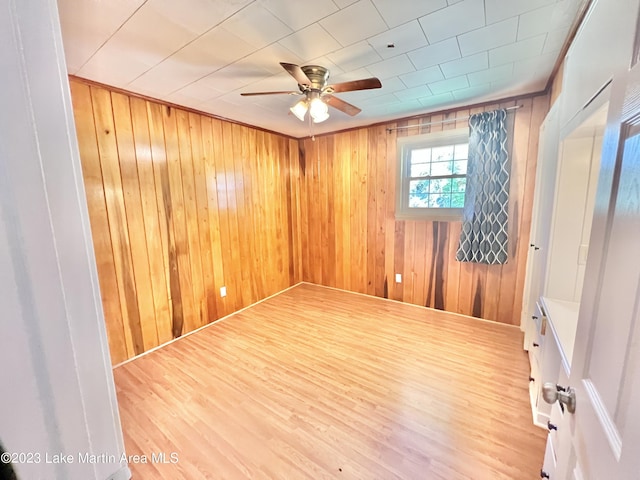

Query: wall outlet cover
[395,273,402,283]
[220,286,227,298]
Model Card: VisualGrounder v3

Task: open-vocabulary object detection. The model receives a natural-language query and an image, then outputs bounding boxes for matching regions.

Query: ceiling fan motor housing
[301,65,329,90]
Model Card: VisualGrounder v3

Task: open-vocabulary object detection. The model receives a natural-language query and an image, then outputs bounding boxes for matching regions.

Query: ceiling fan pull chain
[309,110,316,141]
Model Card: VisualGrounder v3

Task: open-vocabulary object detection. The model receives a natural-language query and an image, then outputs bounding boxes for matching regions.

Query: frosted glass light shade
[290,99,308,121]
[309,97,329,123]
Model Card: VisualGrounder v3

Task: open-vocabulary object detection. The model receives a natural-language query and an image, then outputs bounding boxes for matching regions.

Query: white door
[556,48,640,479]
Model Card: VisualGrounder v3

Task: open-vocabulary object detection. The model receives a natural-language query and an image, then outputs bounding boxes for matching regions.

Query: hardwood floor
[113,283,546,479]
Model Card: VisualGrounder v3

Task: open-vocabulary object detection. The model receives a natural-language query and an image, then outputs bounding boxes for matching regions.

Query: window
[396,128,469,220]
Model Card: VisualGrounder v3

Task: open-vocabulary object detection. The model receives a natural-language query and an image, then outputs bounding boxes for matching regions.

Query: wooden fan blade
[240,91,299,96]
[324,95,362,116]
[328,77,381,93]
[280,62,312,86]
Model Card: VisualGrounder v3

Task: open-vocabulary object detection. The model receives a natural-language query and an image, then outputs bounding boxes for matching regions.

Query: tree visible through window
[396,128,469,220]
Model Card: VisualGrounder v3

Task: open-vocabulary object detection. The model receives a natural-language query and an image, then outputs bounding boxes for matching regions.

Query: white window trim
[395,128,469,221]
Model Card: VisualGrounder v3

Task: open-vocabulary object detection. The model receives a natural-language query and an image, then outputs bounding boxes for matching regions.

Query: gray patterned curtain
[456,109,509,264]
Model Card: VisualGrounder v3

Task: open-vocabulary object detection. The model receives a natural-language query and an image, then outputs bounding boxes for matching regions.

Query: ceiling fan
[241,62,382,124]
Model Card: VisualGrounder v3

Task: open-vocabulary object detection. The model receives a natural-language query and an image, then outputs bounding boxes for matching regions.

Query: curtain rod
[386,104,523,133]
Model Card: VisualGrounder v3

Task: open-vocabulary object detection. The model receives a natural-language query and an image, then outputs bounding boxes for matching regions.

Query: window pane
[430,178,452,193]
[411,148,430,164]
[452,178,466,193]
[409,179,430,193]
[409,180,429,207]
[451,193,465,207]
[429,194,451,208]
[431,145,454,162]
[453,160,467,174]
[410,163,430,177]
[400,131,468,215]
[431,161,453,176]
[408,193,429,207]
[454,143,468,159]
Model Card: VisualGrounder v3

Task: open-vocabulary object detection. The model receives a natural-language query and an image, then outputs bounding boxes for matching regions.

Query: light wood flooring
[113,283,546,479]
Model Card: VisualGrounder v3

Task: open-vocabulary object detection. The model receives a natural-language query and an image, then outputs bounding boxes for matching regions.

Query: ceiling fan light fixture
[309,97,329,123]
[311,109,329,123]
[290,99,308,121]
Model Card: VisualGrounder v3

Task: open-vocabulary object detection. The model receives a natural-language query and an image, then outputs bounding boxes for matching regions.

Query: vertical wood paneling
[91,87,142,356]
[299,93,549,325]
[162,105,196,335]
[148,102,184,340]
[130,97,172,345]
[71,79,300,364]
[111,93,160,351]
[70,81,128,364]
[200,116,226,319]
[73,75,547,365]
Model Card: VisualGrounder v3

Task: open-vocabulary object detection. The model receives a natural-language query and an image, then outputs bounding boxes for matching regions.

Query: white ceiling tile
[145,0,253,36]
[428,74,469,94]
[418,0,485,44]
[407,37,461,70]
[440,52,488,78]
[328,42,383,72]
[359,93,403,107]
[306,56,345,78]
[327,67,372,84]
[258,0,339,31]
[513,51,559,78]
[367,55,416,80]
[172,79,225,102]
[399,66,445,87]
[544,28,570,53]
[452,84,494,101]
[76,0,256,85]
[319,0,387,47]
[371,0,448,28]
[59,0,586,137]
[485,0,556,24]
[458,18,518,56]
[393,85,432,101]
[367,21,429,60]
[235,44,304,76]
[128,26,255,95]
[197,63,276,96]
[467,63,514,86]
[375,76,407,93]
[278,24,342,62]
[164,92,207,110]
[220,3,292,49]
[419,92,454,107]
[75,52,147,89]
[235,71,296,96]
[77,4,205,85]
[491,76,547,96]
[518,3,573,40]
[489,35,545,66]
[57,0,145,72]
[333,0,360,7]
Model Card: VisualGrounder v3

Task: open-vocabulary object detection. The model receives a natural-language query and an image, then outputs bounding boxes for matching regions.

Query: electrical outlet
[395,273,402,283]
[220,286,227,298]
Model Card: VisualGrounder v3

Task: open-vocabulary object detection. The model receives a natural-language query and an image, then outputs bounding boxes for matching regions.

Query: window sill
[395,208,463,222]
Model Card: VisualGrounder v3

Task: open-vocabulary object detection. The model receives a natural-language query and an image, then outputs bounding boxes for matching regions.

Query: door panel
[587,126,640,416]
[564,58,640,479]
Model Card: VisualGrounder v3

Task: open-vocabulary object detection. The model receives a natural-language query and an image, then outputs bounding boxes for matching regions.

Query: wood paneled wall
[71,75,547,364]
[298,94,549,325]
[70,78,301,365]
